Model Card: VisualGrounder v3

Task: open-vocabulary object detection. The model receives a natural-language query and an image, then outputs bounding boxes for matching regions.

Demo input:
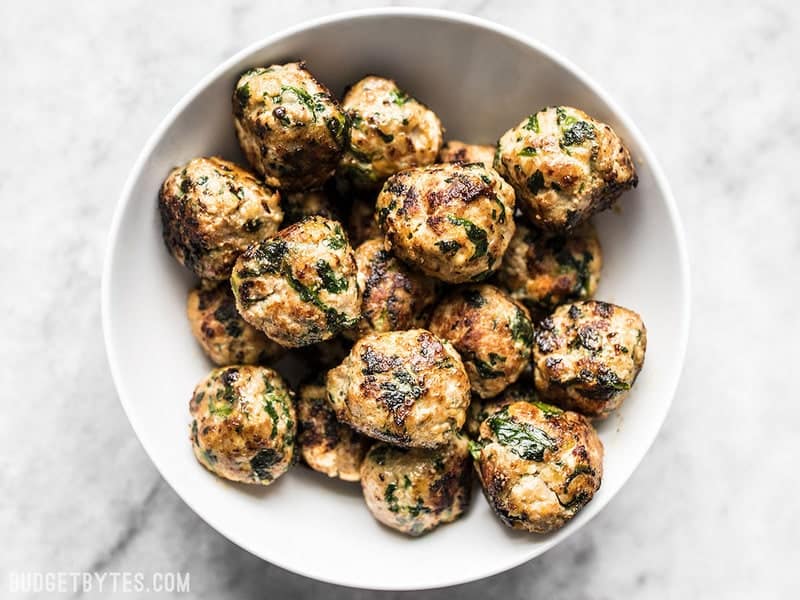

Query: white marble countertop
[1,0,797,597]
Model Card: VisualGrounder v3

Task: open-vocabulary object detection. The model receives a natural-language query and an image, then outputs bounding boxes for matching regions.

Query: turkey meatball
[533,301,647,418]
[346,195,382,247]
[474,400,603,533]
[337,76,442,191]
[429,285,534,399]
[296,376,370,481]
[233,62,348,190]
[496,221,602,312]
[282,189,340,225]
[189,365,295,485]
[326,329,471,448]
[230,216,361,347]
[345,238,439,340]
[187,283,283,366]
[376,163,516,283]
[438,140,495,166]
[360,436,472,536]
[494,106,637,231]
[159,156,283,281]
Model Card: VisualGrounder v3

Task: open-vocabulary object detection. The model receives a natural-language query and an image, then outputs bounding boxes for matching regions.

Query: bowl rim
[101,6,691,590]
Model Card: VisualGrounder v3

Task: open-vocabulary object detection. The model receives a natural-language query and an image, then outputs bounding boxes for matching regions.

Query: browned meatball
[496,220,602,312]
[296,376,370,481]
[438,140,495,166]
[337,76,443,191]
[159,156,283,281]
[187,283,283,366]
[233,62,347,190]
[230,216,361,347]
[375,163,516,283]
[345,238,439,340]
[429,285,534,399]
[326,329,471,448]
[189,366,295,485]
[360,436,472,536]
[495,106,637,231]
[533,301,647,418]
[473,400,603,533]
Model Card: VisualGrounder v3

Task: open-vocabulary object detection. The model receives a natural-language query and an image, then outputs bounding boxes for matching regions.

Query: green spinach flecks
[562,121,595,146]
[487,409,557,461]
[527,170,545,194]
[389,88,410,105]
[524,114,540,133]
[446,216,488,260]
[435,240,462,255]
[316,260,349,294]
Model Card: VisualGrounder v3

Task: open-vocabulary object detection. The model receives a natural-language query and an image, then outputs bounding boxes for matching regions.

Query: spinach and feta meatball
[494,106,637,231]
[159,156,283,281]
[296,376,370,481]
[189,366,295,485]
[429,285,533,398]
[496,221,602,313]
[187,283,283,366]
[533,301,647,418]
[465,372,537,438]
[282,189,340,225]
[337,76,443,190]
[375,163,516,283]
[326,329,471,448]
[233,62,348,191]
[346,195,382,247]
[345,238,438,340]
[474,400,603,533]
[360,436,472,536]
[230,216,361,347]
[438,140,495,166]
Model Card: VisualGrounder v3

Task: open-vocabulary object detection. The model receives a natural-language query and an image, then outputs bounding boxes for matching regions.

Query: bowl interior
[103,10,688,590]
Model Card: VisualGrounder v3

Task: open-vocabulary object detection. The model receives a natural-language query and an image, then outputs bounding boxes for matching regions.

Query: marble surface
[1,0,797,597]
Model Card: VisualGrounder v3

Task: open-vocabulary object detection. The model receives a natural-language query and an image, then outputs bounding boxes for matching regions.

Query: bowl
[102,8,690,590]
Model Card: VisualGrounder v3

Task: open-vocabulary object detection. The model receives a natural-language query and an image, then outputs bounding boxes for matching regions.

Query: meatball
[496,221,602,313]
[296,376,370,481]
[159,156,283,281]
[465,371,537,438]
[438,140,495,166]
[474,400,603,533]
[230,216,361,347]
[326,329,471,448]
[337,76,442,191]
[282,189,340,225]
[494,106,637,231]
[376,163,516,283]
[360,436,472,536]
[189,366,295,485]
[429,285,533,399]
[346,195,382,247]
[233,62,347,190]
[533,301,647,418]
[187,283,283,365]
[345,238,438,340]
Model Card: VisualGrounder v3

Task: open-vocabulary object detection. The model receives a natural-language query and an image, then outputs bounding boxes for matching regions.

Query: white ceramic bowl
[102,8,689,590]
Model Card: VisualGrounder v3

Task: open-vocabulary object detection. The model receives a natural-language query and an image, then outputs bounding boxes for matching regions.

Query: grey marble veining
[1,0,797,597]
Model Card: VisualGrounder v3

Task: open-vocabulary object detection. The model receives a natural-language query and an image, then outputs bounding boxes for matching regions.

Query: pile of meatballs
[160,61,646,537]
